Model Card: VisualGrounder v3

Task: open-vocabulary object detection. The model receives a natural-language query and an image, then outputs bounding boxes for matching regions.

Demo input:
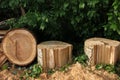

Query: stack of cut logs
[84,38,120,66]
[0,22,9,67]
[0,27,73,71]
[1,24,120,71]
[0,43,7,67]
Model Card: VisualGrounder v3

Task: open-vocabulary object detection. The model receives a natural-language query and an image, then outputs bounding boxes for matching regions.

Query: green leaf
[1,63,9,70]
[45,18,48,22]
[40,23,45,30]
[63,3,69,10]
[75,16,80,23]
[79,3,85,9]
[108,16,113,21]
[110,23,117,31]
[74,54,88,65]
[87,11,96,19]
[25,64,42,78]
[96,64,104,70]
[104,64,115,73]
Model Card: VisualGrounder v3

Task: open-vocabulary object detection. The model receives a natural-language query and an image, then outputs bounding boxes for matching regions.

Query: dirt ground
[0,62,119,80]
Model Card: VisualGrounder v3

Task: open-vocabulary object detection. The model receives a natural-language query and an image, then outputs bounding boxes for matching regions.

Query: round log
[37,41,72,71]
[2,29,36,66]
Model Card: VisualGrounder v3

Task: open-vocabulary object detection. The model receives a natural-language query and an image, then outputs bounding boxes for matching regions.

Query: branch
[20,6,25,16]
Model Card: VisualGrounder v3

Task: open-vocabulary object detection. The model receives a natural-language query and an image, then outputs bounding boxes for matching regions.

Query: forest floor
[0,62,119,80]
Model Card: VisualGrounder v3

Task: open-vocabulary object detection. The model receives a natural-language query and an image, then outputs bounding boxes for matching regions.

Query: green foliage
[0,0,120,55]
[74,54,88,66]
[47,69,55,75]
[104,0,120,35]
[6,12,48,30]
[59,64,70,72]
[96,64,116,73]
[24,64,42,78]
[1,63,9,70]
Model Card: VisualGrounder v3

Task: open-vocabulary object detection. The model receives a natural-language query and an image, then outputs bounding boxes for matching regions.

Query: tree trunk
[2,29,36,66]
[84,37,120,66]
[37,41,72,71]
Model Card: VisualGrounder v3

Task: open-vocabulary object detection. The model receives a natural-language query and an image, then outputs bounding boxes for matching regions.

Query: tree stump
[84,37,120,66]
[2,29,36,66]
[37,41,72,71]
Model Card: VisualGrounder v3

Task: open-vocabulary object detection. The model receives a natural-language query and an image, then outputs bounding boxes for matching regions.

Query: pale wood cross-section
[84,37,120,66]
[2,29,36,66]
[37,41,72,71]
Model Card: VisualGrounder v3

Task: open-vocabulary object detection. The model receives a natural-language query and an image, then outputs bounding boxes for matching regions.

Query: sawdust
[47,62,118,80]
[0,62,119,80]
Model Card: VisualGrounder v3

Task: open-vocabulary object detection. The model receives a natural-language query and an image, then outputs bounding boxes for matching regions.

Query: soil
[0,62,119,80]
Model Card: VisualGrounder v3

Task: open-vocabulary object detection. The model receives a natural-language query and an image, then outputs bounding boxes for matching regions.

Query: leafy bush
[0,0,120,55]
[104,0,120,34]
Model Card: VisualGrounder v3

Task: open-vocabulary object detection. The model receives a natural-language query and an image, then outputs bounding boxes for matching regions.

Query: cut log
[2,29,36,66]
[0,43,7,67]
[0,30,9,36]
[0,30,9,42]
[37,41,72,71]
[0,36,4,42]
[84,37,120,66]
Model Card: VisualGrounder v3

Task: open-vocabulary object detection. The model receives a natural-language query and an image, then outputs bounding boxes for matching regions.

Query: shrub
[0,0,120,55]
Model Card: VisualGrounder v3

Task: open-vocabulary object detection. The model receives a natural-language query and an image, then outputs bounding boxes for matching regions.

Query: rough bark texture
[0,30,8,35]
[84,37,120,66]
[2,29,36,66]
[0,30,9,42]
[0,43,7,67]
[37,41,72,71]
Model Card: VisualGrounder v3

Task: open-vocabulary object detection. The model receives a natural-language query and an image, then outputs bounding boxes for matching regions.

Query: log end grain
[2,29,36,66]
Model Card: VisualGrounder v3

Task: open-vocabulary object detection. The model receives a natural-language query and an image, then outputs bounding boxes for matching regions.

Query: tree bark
[84,37,120,66]
[0,43,7,67]
[37,41,72,71]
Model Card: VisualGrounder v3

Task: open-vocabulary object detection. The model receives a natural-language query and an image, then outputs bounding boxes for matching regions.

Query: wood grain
[37,41,72,71]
